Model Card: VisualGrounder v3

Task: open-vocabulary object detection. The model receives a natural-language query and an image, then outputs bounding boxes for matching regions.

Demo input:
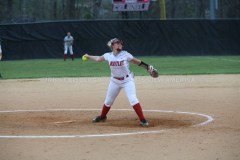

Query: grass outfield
[0,56,240,79]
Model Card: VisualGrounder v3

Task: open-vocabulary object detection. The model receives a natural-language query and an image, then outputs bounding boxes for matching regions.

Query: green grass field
[0,56,240,79]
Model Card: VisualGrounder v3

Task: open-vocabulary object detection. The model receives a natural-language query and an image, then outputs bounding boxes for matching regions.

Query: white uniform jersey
[64,36,74,46]
[103,50,133,78]
[0,44,2,54]
[103,50,139,106]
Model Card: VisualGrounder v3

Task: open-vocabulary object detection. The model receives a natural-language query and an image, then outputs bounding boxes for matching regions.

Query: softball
[82,55,88,61]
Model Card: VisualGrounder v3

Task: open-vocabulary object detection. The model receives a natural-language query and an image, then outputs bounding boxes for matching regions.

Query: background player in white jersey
[63,32,74,61]
[84,38,158,127]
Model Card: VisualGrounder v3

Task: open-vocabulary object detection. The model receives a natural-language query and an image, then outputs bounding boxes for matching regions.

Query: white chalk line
[206,57,240,63]
[52,120,76,124]
[0,130,166,139]
[0,109,214,139]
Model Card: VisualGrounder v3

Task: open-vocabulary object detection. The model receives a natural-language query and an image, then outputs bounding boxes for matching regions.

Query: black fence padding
[0,20,239,60]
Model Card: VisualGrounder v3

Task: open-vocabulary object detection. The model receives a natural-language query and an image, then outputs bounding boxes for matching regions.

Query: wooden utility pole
[159,0,166,20]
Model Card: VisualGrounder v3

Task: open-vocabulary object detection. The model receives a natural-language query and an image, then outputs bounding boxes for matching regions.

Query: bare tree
[7,0,13,19]
[21,0,27,18]
[52,0,57,19]
[61,0,66,19]
[67,0,76,19]
[92,0,102,19]
[170,0,176,18]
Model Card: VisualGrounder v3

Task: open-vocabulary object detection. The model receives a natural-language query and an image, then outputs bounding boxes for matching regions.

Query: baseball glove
[148,65,159,78]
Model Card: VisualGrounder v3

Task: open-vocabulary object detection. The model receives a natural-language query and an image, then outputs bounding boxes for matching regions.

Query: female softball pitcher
[84,38,158,127]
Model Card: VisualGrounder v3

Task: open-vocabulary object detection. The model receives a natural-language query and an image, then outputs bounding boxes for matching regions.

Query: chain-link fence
[0,0,239,24]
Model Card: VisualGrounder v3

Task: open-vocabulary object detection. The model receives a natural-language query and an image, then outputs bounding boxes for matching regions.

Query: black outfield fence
[0,20,239,60]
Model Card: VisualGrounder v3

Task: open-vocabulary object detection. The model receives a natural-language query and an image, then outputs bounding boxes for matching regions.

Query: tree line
[0,0,239,24]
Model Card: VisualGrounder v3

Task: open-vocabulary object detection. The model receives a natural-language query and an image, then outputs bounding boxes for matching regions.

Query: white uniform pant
[64,45,73,55]
[104,79,139,107]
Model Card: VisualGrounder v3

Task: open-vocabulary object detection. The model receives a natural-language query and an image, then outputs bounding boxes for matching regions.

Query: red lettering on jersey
[110,60,124,66]
[120,61,124,66]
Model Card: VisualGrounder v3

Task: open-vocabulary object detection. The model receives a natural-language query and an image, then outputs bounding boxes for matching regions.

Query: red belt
[113,75,129,80]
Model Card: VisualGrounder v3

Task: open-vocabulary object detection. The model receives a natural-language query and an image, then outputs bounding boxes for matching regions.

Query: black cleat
[92,116,107,123]
[140,119,149,127]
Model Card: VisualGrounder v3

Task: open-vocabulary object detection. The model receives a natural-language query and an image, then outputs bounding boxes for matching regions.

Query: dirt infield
[0,75,239,160]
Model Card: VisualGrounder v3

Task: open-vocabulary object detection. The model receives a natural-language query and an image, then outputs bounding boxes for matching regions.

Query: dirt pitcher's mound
[0,110,207,135]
